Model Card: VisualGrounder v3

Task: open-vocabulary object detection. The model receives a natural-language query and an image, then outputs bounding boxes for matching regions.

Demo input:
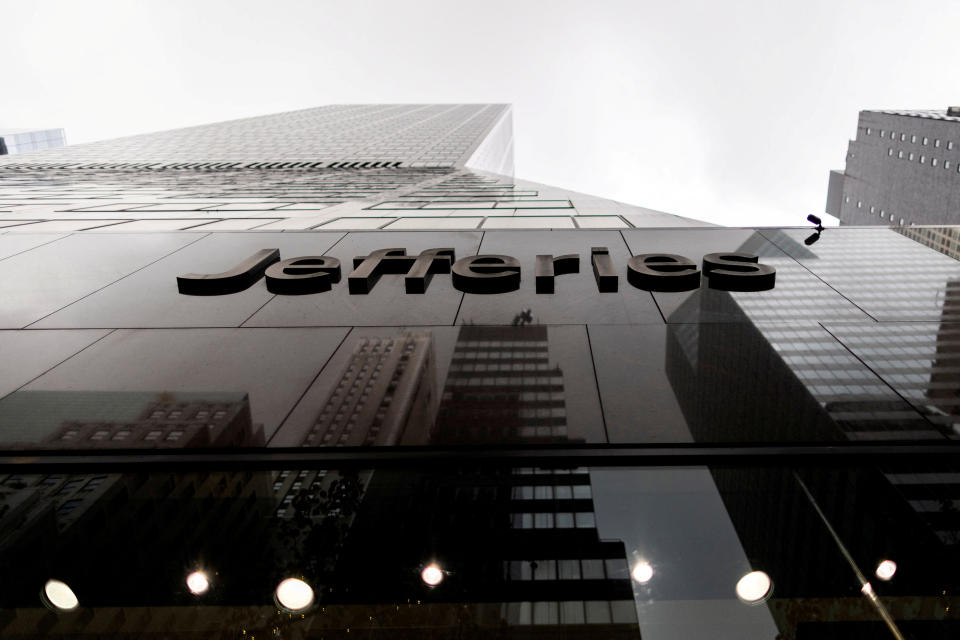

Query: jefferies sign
[177,247,775,296]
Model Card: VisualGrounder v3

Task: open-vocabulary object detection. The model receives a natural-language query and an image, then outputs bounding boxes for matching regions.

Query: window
[575,512,596,528]
[870,206,875,213]
[898,150,904,158]
[946,161,951,169]
[888,148,893,156]
[909,152,915,161]
[932,158,938,167]
[920,155,926,164]
[923,137,929,145]
[949,141,955,150]
[57,500,83,516]
[901,133,907,141]
[866,127,872,135]
[911,134,917,143]
[857,200,862,208]
[880,130,886,137]
[935,139,941,147]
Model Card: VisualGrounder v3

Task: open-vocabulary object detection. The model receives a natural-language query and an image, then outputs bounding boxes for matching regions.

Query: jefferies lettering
[177,247,775,296]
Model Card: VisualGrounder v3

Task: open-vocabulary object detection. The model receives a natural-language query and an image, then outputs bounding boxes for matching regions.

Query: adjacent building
[827,107,960,225]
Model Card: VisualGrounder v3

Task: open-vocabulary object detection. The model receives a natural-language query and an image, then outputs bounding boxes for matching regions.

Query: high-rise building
[0,128,66,156]
[0,104,958,639]
[826,107,960,225]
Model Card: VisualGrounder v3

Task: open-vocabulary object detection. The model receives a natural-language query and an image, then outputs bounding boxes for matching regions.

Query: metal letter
[264,256,341,295]
[591,247,618,292]
[627,254,701,291]
[451,255,521,294]
[702,252,776,291]
[177,248,279,296]
[348,248,415,294]
[535,254,580,294]
[405,248,456,294]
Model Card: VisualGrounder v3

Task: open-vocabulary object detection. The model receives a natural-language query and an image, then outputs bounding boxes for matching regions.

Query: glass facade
[0,105,957,638]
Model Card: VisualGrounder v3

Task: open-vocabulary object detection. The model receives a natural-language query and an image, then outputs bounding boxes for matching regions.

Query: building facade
[0,105,957,639]
[827,107,960,226]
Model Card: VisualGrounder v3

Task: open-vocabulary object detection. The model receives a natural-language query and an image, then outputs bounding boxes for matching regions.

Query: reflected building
[663,232,960,636]
[302,333,437,446]
[0,391,263,449]
[433,325,571,444]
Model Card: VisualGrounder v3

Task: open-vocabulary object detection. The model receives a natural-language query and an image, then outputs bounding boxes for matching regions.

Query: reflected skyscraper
[302,333,437,446]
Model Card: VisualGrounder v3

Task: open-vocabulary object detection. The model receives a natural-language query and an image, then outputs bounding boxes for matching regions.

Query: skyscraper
[826,107,960,226]
[0,104,704,232]
[1,103,959,639]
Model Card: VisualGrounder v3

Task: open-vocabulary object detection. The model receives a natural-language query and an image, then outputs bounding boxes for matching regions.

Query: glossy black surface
[0,461,957,639]
[0,227,958,448]
[2,226,960,638]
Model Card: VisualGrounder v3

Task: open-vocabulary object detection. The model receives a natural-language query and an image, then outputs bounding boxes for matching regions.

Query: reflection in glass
[42,579,79,611]
[186,571,210,595]
[432,324,573,444]
[631,561,653,584]
[275,577,314,611]
[301,333,438,446]
[0,391,264,449]
[734,570,772,604]
[420,564,444,586]
[876,559,897,581]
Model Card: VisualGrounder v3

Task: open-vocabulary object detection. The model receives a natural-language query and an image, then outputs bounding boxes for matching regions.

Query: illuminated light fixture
[275,578,314,611]
[631,562,654,584]
[875,560,897,581]
[42,579,79,611]
[186,571,210,595]
[420,564,444,587]
[735,571,772,604]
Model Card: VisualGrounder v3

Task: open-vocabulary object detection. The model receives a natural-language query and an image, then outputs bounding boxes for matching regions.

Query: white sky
[2,0,959,226]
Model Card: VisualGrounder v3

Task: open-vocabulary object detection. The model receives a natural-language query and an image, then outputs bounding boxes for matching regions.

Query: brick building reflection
[301,333,437,446]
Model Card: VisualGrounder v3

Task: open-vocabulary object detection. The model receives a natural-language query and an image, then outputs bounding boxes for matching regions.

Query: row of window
[62,427,188,442]
[503,557,629,581]
[502,600,637,626]
[511,511,596,529]
[845,196,909,226]
[867,127,956,150]
[512,484,592,500]
[887,147,960,170]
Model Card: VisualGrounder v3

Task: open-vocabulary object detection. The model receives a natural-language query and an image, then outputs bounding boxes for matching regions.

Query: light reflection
[735,570,772,604]
[186,571,210,595]
[275,578,314,611]
[420,564,444,586]
[875,559,897,581]
[631,561,654,584]
[43,579,79,611]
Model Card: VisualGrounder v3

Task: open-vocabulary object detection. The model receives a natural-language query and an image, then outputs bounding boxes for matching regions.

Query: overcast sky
[2,0,958,226]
